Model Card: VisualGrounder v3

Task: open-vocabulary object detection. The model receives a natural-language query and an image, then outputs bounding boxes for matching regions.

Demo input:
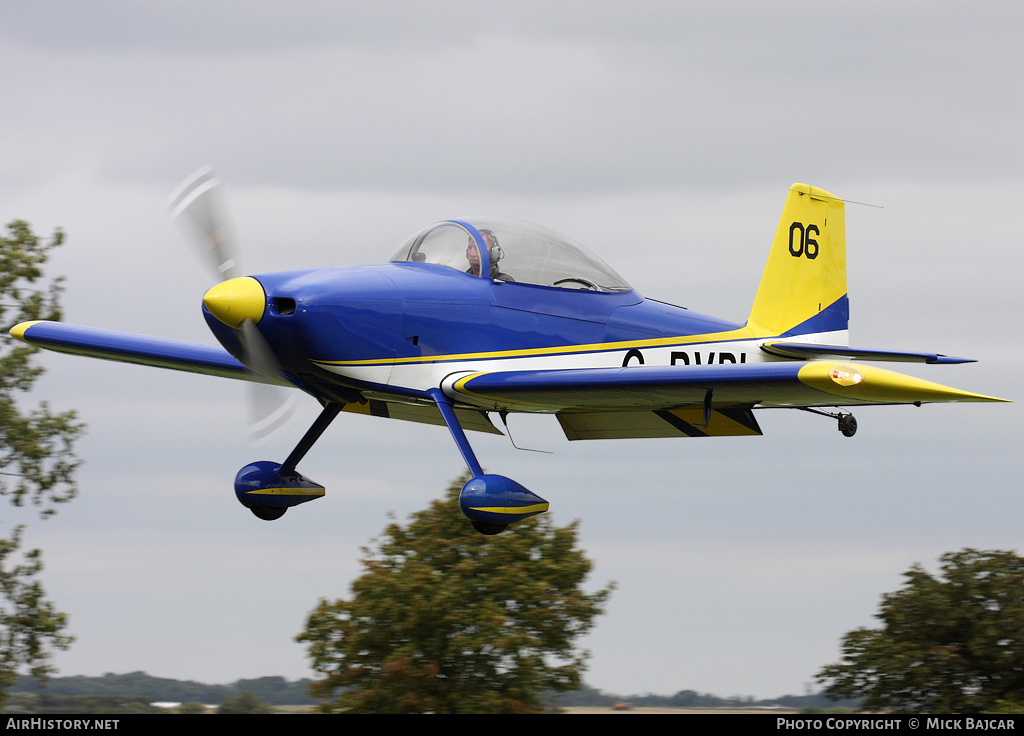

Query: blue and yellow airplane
[9,174,1006,534]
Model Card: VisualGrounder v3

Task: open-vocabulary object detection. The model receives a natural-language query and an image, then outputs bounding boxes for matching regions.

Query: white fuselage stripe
[316,330,849,406]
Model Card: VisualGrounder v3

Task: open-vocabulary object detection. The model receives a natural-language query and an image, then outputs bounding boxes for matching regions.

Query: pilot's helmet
[479,229,503,264]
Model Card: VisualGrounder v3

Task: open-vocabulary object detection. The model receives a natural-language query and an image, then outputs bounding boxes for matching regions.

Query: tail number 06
[788,222,819,260]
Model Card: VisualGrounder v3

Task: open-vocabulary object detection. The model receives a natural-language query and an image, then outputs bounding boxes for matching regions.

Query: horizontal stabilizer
[761,342,975,364]
[9,320,285,385]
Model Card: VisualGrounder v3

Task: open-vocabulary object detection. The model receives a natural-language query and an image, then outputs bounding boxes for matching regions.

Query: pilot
[466,230,514,281]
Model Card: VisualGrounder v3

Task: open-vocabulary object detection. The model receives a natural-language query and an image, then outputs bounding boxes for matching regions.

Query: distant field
[559,706,800,715]
[268,705,803,714]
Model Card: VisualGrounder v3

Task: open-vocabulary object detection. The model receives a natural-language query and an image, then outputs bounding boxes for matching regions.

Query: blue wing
[443,362,1006,440]
[9,320,280,385]
[445,362,1005,411]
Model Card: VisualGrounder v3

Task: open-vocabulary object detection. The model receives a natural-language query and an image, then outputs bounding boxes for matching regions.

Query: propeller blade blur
[239,319,298,443]
[239,320,279,378]
[169,166,241,281]
[170,167,298,444]
[249,384,297,446]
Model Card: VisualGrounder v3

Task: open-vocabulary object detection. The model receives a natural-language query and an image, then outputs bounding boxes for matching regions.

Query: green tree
[817,549,1024,713]
[216,691,274,714]
[0,221,82,707]
[297,475,614,714]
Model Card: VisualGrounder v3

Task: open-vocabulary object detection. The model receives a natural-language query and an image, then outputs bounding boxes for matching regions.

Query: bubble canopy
[389,218,632,292]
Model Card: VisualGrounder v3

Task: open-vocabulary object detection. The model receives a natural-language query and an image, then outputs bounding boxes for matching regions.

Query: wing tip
[9,320,42,342]
[797,362,1010,404]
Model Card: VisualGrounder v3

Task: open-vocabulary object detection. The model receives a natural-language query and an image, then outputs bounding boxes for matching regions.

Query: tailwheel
[798,407,858,438]
[838,413,858,437]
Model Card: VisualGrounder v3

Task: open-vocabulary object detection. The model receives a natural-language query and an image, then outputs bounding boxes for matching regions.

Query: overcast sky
[0,1,1020,700]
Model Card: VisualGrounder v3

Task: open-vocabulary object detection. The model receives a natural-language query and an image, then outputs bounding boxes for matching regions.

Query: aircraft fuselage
[204,262,790,412]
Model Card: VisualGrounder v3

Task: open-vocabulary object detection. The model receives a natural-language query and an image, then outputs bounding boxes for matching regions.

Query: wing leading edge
[8,320,282,385]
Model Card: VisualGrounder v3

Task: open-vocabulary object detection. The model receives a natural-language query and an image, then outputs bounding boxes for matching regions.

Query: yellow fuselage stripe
[468,503,550,515]
[313,326,761,367]
[244,487,326,496]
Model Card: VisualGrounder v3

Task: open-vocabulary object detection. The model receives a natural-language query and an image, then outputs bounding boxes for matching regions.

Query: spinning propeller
[169,167,297,444]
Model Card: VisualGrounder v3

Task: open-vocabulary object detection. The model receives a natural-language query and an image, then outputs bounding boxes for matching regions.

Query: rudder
[747,183,848,340]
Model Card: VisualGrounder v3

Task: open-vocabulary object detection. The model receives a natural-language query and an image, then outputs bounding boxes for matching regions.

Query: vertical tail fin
[747,183,848,340]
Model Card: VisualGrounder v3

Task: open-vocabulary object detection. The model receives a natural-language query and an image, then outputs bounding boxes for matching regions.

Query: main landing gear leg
[234,403,343,521]
[427,389,549,535]
[280,403,343,475]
